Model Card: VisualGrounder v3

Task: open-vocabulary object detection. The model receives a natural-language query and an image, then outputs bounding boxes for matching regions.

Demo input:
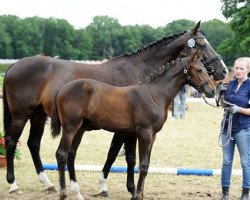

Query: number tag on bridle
[188,39,195,48]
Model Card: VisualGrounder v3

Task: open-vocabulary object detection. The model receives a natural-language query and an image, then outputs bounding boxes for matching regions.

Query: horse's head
[183,49,216,98]
[180,21,228,81]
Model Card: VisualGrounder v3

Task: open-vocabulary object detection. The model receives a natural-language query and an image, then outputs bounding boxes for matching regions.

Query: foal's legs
[6,114,28,193]
[28,111,56,192]
[98,133,124,196]
[124,135,137,196]
[98,133,137,197]
[133,131,156,200]
[56,121,83,200]
[67,127,86,199]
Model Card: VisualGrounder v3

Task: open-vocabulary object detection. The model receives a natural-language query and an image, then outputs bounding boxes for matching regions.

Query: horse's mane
[114,31,186,59]
[138,60,177,85]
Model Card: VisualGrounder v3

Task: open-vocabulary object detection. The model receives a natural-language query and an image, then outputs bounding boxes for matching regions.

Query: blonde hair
[234,57,250,69]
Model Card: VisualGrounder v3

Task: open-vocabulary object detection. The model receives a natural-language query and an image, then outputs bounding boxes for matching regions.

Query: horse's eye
[196,69,202,73]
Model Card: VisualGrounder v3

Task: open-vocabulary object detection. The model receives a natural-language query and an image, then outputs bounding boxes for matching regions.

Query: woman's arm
[239,108,250,116]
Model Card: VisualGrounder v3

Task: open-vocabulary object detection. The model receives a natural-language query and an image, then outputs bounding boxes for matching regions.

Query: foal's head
[184,49,216,98]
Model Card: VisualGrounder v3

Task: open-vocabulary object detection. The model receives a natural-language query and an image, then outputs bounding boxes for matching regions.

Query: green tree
[220,0,250,65]
[53,19,76,59]
[86,16,122,60]
[73,29,93,60]
[201,20,233,51]
[0,21,12,58]
[162,19,196,36]
[121,25,142,54]
[14,17,44,58]
[221,0,248,18]
[0,15,19,58]
[42,18,59,57]
[138,25,158,46]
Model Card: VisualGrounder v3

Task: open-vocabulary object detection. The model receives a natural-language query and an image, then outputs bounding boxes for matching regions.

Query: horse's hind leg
[6,114,28,193]
[97,133,124,197]
[124,135,137,196]
[67,127,86,200]
[28,111,57,192]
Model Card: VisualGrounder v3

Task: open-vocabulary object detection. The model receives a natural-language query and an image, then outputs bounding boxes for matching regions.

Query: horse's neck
[137,42,184,66]
[118,35,185,74]
[146,62,186,102]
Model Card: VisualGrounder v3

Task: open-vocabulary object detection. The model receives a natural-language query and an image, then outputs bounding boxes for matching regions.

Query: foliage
[162,19,196,36]
[121,25,142,54]
[0,21,13,58]
[219,0,250,65]
[201,20,233,51]
[86,16,123,59]
[221,0,248,18]
[0,15,233,64]
[0,131,22,160]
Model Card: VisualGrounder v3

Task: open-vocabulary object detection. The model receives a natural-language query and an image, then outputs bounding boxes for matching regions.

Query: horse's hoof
[45,185,58,192]
[93,190,110,197]
[60,190,68,200]
[60,194,68,200]
[9,188,22,194]
[131,194,143,200]
[131,197,141,200]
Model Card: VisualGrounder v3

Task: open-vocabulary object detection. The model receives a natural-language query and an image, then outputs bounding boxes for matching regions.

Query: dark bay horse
[3,21,227,194]
[51,49,216,200]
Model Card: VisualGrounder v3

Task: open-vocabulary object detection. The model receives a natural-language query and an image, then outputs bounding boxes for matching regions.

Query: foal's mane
[114,31,186,59]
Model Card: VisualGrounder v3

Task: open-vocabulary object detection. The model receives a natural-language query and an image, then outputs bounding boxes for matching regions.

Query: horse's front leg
[28,114,57,192]
[124,135,137,196]
[56,125,83,200]
[132,130,155,200]
[97,133,124,197]
[67,128,86,200]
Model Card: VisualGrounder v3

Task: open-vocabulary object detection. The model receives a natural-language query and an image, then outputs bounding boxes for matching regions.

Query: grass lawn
[0,100,243,199]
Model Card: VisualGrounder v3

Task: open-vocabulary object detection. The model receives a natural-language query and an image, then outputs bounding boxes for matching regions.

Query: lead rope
[218,111,234,147]
[202,95,219,108]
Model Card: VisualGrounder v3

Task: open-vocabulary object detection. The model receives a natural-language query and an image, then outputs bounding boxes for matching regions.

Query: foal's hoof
[45,185,58,193]
[93,190,110,197]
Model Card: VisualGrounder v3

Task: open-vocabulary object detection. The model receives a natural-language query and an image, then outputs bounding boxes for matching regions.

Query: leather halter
[181,58,211,93]
[187,30,222,76]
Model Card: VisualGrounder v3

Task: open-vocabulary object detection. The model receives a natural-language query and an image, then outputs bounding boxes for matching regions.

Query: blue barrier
[42,163,242,176]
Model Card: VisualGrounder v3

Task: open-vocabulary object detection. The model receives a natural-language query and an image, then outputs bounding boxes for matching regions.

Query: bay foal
[51,49,216,200]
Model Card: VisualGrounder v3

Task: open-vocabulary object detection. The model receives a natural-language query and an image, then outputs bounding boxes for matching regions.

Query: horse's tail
[3,64,14,136]
[50,90,61,138]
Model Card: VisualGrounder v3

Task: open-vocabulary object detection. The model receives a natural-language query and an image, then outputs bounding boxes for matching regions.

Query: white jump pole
[43,163,242,176]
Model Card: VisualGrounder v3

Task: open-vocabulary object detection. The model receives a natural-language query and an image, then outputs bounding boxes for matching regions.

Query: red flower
[0,138,5,148]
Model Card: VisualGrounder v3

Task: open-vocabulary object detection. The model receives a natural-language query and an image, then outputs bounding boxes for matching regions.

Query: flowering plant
[0,131,22,160]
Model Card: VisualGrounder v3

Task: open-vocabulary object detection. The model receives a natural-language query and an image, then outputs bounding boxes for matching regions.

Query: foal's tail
[50,91,61,138]
[3,64,14,136]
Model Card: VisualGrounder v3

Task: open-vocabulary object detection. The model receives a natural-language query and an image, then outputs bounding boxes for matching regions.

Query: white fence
[0,59,106,65]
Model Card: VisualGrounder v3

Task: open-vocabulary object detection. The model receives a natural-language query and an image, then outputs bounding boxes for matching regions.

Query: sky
[0,0,228,29]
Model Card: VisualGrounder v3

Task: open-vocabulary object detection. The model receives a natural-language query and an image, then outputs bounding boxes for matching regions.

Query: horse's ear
[192,49,203,60]
[191,21,201,35]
